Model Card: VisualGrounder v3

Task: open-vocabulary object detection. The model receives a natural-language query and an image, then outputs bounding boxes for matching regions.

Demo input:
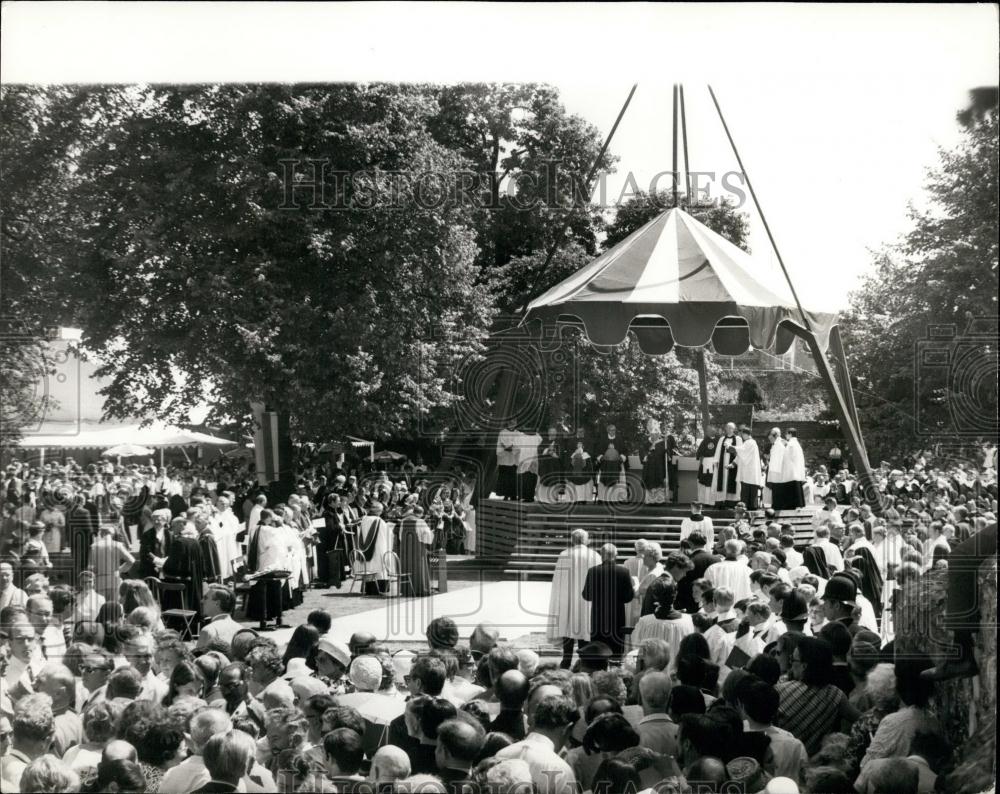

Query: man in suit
[582,543,635,661]
[67,495,97,572]
[676,531,721,613]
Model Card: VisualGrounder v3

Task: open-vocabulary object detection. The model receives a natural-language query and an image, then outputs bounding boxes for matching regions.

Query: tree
[843,95,998,459]
[603,190,751,252]
[427,83,614,293]
[2,84,497,442]
[737,376,767,411]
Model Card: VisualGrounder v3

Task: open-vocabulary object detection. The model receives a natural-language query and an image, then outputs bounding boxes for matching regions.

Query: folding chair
[349,550,379,595]
[382,550,413,598]
[147,576,200,640]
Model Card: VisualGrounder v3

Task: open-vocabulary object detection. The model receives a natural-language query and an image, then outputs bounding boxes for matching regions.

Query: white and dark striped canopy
[524,207,837,355]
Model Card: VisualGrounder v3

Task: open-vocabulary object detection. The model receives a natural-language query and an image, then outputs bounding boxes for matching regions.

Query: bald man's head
[103,740,138,763]
[686,757,728,790]
[495,670,530,710]
[371,744,411,783]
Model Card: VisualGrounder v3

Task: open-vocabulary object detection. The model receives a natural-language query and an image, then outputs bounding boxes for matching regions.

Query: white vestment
[736,438,763,487]
[703,559,752,603]
[765,439,785,504]
[778,439,806,483]
[680,516,715,549]
[547,544,601,641]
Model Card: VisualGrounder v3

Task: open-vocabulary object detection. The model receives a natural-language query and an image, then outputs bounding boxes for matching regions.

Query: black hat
[578,641,613,667]
[822,575,857,606]
[780,590,810,623]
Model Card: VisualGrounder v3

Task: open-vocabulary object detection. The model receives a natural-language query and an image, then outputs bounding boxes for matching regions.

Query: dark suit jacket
[137,527,170,579]
[582,561,634,638]
[677,549,720,612]
[193,782,240,794]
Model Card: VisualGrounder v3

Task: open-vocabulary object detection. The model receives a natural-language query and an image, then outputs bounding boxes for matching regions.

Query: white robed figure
[774,428,807,509]
[709,423,742,507]
[734,426,764,510]
[765,429,785,507]
[548,529,601,668]
[213,496,242,578]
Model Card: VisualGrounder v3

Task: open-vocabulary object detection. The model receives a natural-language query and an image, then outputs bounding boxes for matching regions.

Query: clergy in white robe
[548,529,602,668]
[765,430,785,508]
[680,506,715,549]
[773,430,806,510]
[709,423,742,508]
[703,540,753,603]
[735,426,763,510]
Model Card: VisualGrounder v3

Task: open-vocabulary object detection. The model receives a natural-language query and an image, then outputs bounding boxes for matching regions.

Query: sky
[3,2,998,312]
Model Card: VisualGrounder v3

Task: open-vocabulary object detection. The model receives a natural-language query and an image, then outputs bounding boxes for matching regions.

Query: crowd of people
[0,445,995,793]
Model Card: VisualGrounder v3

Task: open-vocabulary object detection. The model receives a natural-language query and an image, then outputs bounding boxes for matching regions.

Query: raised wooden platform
[476,499,818,578]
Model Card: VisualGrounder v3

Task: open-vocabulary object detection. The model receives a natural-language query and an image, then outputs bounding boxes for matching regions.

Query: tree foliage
[843,100,998,459]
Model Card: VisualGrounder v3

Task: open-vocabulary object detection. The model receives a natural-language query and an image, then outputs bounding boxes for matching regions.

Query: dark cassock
[161,535,206,621]
[641,436,668,504]
[677,546,722,614]
[319,504,345,586]
[710,429,742,508]
[666,434,679,502]
[68,500,97,572]
[581,557,635,660]
[536,432,565,504]
[594,429,628,502]
[694,436,718,505]
[495,425,519,500]
[198,529,222,584]
[398,513,433,597]
[441,506,467,555]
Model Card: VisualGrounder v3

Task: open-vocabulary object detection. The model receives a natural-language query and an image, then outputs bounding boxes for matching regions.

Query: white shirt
[813,539,845,572]
[495,732,576,794]
[783,547,804,569]
[496,428,520,467]
[158,753,209,794]
[703,559,752,602]
[138,669,169,703]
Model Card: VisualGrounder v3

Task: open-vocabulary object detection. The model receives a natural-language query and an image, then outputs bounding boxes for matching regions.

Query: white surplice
[547,544,601,641]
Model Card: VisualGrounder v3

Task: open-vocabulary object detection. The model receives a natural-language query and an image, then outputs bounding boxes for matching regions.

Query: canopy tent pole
[678,83,712,437]
[786,323,883,508]
[680,84,691,205]
[672,84,680,208]
[707,85,881,509]
[829,325,864,443]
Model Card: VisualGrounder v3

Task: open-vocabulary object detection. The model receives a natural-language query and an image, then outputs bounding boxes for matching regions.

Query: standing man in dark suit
[582,543,634,661]
[676,531,720,613]
[67,494,97,572]
[137,508,173,579]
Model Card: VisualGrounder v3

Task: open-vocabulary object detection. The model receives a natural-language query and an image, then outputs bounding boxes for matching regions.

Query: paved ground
[231,561,560,657]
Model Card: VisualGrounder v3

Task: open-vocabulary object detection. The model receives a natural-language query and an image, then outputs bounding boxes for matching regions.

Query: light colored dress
[90,538,135,602]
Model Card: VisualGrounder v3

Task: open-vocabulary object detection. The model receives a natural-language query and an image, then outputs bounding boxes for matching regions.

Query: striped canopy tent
[523,206,838,355]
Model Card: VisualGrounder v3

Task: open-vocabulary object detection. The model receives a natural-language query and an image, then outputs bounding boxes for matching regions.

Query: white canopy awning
[17,421,234,449]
